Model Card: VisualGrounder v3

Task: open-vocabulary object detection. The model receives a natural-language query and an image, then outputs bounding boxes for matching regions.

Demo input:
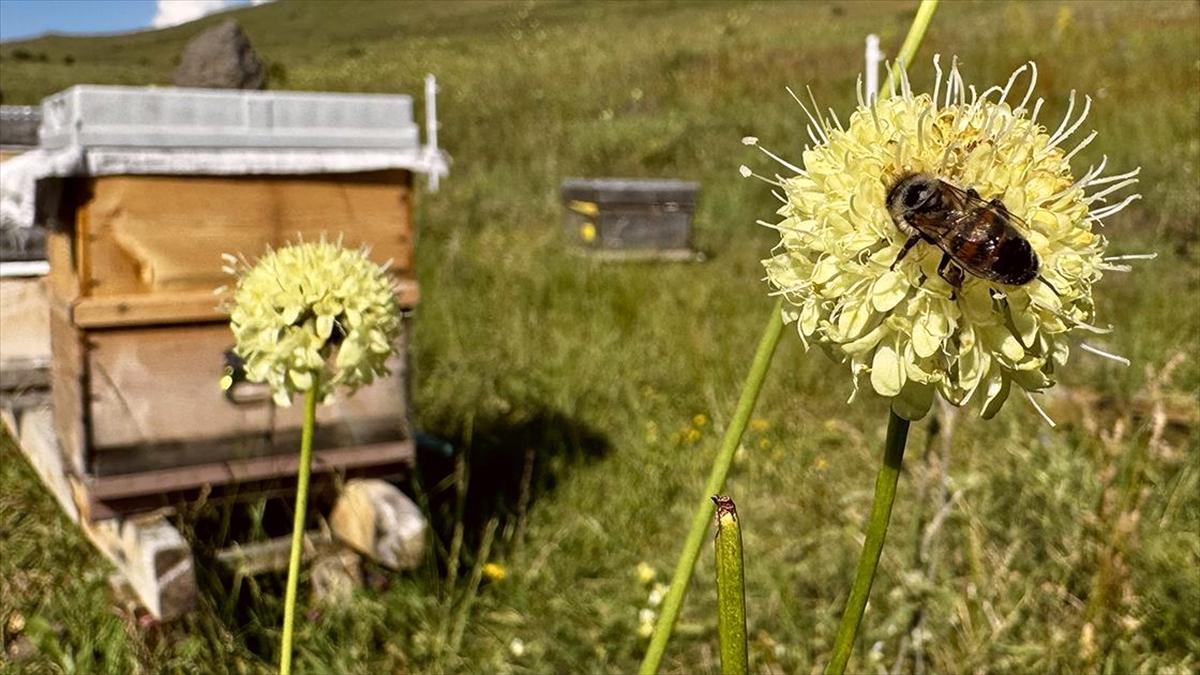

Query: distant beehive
[561,178,700,260]
[0,105,41,149]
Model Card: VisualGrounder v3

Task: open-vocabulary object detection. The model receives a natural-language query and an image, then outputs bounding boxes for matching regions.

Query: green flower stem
[825,411,911,675]
[640,299,784,675]
[823,4,937,671]
[280,379,319,675]
[893,0,940,72]
[713,496,748,675]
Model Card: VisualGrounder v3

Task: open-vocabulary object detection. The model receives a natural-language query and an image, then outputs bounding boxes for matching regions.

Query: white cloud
[151,0,234,29]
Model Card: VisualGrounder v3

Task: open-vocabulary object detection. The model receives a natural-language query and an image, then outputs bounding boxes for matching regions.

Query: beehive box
[9,84,447,517]
[561,178,699,258]
[44,171,419,514]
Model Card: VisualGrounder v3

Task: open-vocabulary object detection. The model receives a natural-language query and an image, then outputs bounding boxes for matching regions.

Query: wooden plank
[78,172,414,299]
[216,531,337,577]
[86,323,272,451]
[85,320,410,475]
[6,404,78,521]
[73,289,227,327]
[0,359,50,392]
[45,230,80,304]
[273,170,415,276]
[217,532,362,604]
[330,479,426,570]
[0,277,51,370]
[88,439,414,501]
[70,279,417,328]
[9,407,196,620]
[49,301,87,474]
[569,247,705,263]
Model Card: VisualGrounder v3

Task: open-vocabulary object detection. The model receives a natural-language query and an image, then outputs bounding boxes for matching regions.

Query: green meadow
[1,1,1197,672]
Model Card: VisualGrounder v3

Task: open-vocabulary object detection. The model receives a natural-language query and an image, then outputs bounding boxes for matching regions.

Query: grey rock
[172,19,266,90]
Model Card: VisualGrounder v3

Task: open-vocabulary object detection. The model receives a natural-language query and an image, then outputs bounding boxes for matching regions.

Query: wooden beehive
[46,171,419,517]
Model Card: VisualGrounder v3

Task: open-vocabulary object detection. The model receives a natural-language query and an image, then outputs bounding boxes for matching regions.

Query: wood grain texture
[69,279,417,328]
[85,318,410,475]
[77,171,414,298]
[0,276,51,372]
[49,301,87,474]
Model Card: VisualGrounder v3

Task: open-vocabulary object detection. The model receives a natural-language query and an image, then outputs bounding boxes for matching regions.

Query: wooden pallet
[1,405,427,620]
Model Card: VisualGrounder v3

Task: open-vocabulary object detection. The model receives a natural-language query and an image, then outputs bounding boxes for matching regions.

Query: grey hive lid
[38,85,420,151]
[561,177,698,206]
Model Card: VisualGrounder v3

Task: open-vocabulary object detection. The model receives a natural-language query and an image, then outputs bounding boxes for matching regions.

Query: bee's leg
[937,253,965,299]
[890,234,923,270]
[987,197,1011,216]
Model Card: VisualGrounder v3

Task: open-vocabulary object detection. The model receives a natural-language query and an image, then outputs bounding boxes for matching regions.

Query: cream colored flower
[221,240,401,407]
[748,58,1147,421]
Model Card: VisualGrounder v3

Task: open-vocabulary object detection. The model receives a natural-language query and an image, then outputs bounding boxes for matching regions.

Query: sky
[0,0,271,42]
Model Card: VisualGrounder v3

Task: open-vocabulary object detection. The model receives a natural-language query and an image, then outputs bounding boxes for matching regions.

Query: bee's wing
[936,180,1031,230]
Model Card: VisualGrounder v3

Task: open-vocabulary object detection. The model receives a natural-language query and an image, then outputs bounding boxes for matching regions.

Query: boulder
[173,19,266,90]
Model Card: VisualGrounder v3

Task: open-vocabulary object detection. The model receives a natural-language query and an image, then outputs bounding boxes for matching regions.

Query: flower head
[750,58,1145,421]
[222,240,401,406]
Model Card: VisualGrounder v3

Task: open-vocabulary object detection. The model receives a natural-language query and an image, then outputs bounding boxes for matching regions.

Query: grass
[2,0,1198,672]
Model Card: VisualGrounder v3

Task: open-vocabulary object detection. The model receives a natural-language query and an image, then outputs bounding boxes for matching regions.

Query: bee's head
[887,173,941,219]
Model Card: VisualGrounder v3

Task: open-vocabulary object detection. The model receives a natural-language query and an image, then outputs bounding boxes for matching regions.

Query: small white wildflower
[648,582,669,608]
[509,638,526,658]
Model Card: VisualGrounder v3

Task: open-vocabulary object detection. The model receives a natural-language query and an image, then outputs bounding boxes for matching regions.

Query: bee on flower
[746,57,1149,421]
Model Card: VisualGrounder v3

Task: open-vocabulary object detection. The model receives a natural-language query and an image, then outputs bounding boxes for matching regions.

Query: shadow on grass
[414,405,612,559]
[161,403,610,665]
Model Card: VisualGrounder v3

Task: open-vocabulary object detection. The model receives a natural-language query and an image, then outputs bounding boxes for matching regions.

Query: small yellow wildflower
[748,58,1143,422]
[692,414,709,427]
[636,561,657,584]
[814,456,829,472]
[482,562,507,582]
[684,428,702,444]
[222,240,400,407]
[750,417,770,432]
[757,438,772,450]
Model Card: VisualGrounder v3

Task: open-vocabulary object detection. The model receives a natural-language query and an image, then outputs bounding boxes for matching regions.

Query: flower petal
[870,339,906,397]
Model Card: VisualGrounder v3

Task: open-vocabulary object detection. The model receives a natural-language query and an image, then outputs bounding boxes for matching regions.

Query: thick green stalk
[893,0,940,72]
[279,380,319,675]
[639,299,784,675]
[825,411,911,674]
[713,496,748,675]
[823,2,938,670]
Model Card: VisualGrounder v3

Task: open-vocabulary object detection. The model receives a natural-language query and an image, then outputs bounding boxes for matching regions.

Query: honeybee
[886,173,1039,291]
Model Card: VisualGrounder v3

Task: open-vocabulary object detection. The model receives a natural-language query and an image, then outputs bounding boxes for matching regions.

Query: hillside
[1,1,1198,672]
